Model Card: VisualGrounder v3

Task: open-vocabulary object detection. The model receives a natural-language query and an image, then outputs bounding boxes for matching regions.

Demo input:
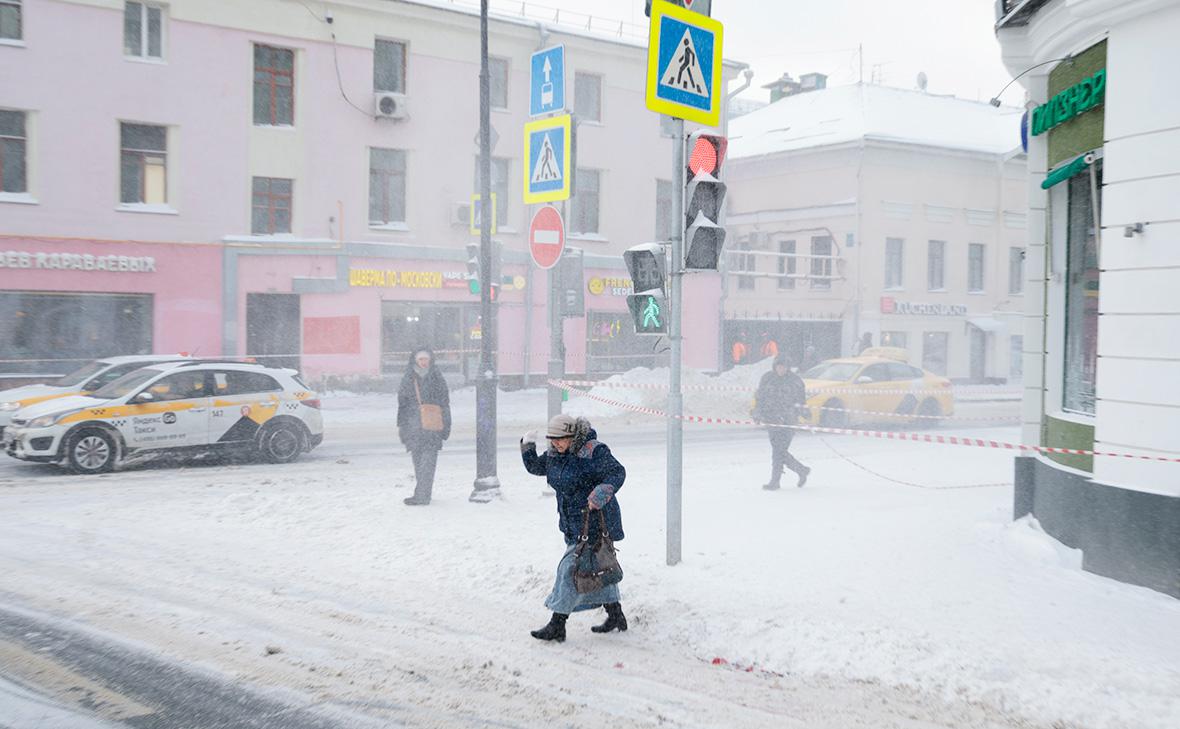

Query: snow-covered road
[1,387,1177,728]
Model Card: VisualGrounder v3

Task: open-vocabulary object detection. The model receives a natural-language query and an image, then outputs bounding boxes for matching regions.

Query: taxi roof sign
[645,0,723,127]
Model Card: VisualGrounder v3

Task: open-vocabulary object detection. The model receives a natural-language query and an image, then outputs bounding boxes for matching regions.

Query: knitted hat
[545,413,578,439]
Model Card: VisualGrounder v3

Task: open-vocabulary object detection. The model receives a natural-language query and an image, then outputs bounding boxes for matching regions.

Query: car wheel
[819,399,848,428]
[896,394,918,416]
[918,398,942,425]
[259,422,304,464]
[66,428,117,474]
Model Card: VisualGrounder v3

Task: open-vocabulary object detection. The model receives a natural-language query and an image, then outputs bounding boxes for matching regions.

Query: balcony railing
[995,0,1053,29]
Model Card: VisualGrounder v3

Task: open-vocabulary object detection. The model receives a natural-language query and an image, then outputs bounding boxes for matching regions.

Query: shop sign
[880,296,966,317]
[0,250,157,273]
[349,269,446,289]
[1030,69,1105,137]
[587,276,633,296]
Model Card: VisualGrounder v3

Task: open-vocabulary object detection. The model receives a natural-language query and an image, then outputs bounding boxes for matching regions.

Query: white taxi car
[4,361,324,474]
[0,355,190,439]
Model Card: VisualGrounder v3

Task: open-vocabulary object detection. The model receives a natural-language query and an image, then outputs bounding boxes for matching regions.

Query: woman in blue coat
[521,414,627,642]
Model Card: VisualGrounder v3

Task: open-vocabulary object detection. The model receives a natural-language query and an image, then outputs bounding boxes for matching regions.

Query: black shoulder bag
[572,510,623,594]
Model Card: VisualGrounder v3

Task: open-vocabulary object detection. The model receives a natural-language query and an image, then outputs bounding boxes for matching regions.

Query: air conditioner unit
[374,92,409,120]
[450,202,471,227]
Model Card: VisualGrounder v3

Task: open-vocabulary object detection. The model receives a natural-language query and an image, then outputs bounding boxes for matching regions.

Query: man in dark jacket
[396,349,451,505]
[753,352,811,490]
[522,414,627,642]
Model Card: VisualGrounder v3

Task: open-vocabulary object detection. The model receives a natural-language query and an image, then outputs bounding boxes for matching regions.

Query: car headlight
[29,410,79,428]
[0,401,20,412]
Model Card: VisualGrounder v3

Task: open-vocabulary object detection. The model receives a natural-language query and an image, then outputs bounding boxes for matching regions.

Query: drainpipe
[718,65,753,371]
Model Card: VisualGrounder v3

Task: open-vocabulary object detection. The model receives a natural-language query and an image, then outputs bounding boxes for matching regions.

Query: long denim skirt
[544,543,621,614]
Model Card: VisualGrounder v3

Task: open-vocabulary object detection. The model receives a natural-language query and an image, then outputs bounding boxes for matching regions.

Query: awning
[967,317,1005,333]
[1041,154,1091,190]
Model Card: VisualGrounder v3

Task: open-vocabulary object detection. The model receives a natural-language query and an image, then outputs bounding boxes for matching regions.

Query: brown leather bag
[415,380,445,432]
[572,510,623,594]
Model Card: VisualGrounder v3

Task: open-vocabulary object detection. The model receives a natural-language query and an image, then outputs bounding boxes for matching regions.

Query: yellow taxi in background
[800,347,954,427]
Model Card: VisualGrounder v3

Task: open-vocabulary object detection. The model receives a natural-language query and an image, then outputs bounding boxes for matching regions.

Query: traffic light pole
[667,118,685,566]
[472,0,500,502]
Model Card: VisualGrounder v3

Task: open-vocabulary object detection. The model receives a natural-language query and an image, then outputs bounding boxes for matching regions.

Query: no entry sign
[529,205,565,269]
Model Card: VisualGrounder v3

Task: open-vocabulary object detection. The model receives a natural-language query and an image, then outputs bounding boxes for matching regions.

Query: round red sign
[529,206,565,270]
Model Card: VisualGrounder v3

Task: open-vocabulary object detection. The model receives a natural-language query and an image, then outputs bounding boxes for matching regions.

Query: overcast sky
[537,0,1023,106]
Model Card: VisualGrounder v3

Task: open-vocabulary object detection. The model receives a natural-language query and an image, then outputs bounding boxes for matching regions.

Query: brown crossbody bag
[415,380,445,432]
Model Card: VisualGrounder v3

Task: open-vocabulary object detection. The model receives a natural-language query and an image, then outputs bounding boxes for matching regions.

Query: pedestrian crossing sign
[645,0,723,127]
[523,114,572,204]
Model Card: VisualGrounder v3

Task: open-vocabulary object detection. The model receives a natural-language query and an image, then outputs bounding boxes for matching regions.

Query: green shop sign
[1031,69,1105,136]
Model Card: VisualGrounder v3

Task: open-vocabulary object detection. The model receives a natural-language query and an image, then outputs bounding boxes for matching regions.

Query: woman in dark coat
[521,414,627,642]
[396,349,451,505]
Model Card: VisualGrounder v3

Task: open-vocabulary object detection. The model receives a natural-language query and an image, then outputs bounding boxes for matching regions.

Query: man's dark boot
[530,612,568,642]
[590,603,628,633]
[796,466,811,488]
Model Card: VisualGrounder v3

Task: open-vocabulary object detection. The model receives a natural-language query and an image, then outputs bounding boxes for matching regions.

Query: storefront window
[922,331,948,376]
[587,311,669,375]
[381,302,479,377]
[0,292,153,375]
[1063,160,1101,414]
[881,331,907,350]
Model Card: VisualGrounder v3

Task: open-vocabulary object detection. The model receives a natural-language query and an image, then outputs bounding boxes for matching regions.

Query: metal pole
[472,0,500,501]
[547,197,566,421]
[667,118,685,566]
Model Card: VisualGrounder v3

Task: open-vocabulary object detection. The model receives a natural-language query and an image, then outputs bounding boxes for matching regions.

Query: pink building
[0,0,736,384]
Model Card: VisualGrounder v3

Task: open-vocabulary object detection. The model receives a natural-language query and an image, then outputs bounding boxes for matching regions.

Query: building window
[0,0,21,41]
[0,109,26,193]
[655,179,673,241]
[968,243,985,292]
[574,72,602,122]
[571,168,600,235]
[736,237,755,290]
[922,331,948,376]
[374,39,406,93]
[370,148,406,225]
[124,2,163,59]
[881,331,907,350]
[778,239,796,290]
[885,237,904,289]
[1063,160,1102,414]
[489,56,508,109]
[1010,334,1023,379]
[810,236,832,289]
[1009,247,1025,295]
[927,240,945,290]
[473,156,508,225]
[251,177,292,234]
[119,122,166,204]
[254,44,294,126]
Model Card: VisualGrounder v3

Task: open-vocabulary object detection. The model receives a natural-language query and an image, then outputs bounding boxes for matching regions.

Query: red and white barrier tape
[550,380,1180,464]
[551,378,1016,397]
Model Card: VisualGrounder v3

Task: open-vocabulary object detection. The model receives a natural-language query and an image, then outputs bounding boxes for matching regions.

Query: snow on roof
[728,83,1024,160]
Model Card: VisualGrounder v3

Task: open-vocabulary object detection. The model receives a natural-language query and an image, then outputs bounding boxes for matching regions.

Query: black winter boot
[530,612,568,642]
[590,602,628,633]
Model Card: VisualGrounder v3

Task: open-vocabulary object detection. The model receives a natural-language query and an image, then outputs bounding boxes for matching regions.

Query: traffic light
[626,292,668,335]
[624,243,667,294]
[683,130,727,270]
[466,241,502,300]
[646,0,712,17]
[556,247,584,317]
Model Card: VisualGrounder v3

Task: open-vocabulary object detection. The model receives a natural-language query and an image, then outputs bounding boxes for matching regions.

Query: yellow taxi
[800,347,954,427]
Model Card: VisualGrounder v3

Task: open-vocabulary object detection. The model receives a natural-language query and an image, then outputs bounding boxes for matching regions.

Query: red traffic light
[687,131,727,177]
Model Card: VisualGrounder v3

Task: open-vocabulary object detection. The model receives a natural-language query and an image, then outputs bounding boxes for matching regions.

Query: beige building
[722,81,1027,382]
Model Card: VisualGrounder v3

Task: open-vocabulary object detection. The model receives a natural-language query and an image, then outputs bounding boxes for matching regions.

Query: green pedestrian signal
[626,293,669,335]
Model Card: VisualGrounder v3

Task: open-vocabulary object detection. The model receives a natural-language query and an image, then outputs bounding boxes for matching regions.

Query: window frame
[809,235,832,290]
[489,55,509,110]
[473,156,509,227]
[885,237,904,289]
[968,242,985,293]
[119,122,168,205]
[0,0,22,42]
[922,331,949,376]
[927,240,945,291]
[735,236,756,291]
[778,238,796,290]
[251,177,293,235]
[0,108,27,194]
[253,44,295,127]
[574,72,603,123]
[570,168,601,236]
[373,38,407,94]
[124,1,165,60]
[369,147,407,226]
[1062,160,1102,415]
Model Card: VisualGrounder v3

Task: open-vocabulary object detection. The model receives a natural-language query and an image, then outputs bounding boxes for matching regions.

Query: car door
[208,370,285,445]
[125,371,212,449]
[849,363,896,422]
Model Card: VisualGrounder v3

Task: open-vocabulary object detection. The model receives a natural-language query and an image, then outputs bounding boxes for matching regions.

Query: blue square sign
[530,45,565,117]
[655,16,715,112]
